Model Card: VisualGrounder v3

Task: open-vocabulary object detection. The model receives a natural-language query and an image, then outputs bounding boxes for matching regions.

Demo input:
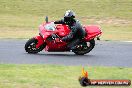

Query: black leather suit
[54,19,86,50]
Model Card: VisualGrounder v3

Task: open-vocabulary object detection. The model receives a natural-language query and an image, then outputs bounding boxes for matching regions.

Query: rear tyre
[25,38,46,54]
[74,39,95,55]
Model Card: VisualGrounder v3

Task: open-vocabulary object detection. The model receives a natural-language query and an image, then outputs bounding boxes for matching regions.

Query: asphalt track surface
[0,39,132,67]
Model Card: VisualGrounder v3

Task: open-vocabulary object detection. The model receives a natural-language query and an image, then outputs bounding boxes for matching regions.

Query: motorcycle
[25,17,102,55]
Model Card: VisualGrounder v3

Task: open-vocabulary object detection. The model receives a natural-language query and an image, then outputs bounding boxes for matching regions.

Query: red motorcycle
[25,17,102,55]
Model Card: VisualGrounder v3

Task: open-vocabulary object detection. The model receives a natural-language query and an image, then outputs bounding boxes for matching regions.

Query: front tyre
[25,38,46,54]
[74,39,95,55]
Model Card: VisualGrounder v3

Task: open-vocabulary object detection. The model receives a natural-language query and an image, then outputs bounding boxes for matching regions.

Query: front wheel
[74,39,95,55]
[25,38,46,54]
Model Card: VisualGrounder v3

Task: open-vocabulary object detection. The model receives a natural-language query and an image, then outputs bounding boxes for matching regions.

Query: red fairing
[38,23,70,51]
[44,40,68,51]
[84,25,102,41]
[34,35,44,48]
[56,24,70,37]
[39,24,52,40]
[37,22,102,52]
[44,24,70,51]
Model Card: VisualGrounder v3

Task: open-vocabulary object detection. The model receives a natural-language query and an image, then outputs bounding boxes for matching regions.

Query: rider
[54,10,86,51]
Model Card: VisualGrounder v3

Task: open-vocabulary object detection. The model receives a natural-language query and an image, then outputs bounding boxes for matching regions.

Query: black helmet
[64,10,75,24]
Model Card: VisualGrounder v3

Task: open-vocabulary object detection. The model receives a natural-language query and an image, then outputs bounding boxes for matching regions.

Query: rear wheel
[25,38,46,54]
[74,39,95,55]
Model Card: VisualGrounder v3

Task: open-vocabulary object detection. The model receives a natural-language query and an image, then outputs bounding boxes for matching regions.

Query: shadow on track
[24,52,96,58]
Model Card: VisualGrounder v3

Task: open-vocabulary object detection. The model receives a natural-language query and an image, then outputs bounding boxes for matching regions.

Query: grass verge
[0,0,131,40]
[0,64,131,88]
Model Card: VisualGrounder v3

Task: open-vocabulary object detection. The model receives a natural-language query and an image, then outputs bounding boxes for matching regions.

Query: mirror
[45,16,48,23]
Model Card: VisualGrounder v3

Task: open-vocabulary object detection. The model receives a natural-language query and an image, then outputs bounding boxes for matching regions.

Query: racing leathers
[54,19,86,50]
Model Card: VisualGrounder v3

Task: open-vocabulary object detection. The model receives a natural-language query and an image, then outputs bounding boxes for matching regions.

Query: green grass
[0,0,132,40]
[0,0,131,19]
[0,64,131,88]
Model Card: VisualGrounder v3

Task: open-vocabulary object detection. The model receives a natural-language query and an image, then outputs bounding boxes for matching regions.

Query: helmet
[64,10,75,18]
[64,10,75,24]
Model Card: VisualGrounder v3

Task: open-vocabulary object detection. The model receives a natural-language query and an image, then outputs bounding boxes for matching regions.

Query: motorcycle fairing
[84,25,102,41]
[36,22,102,51]
[44,40,68,51]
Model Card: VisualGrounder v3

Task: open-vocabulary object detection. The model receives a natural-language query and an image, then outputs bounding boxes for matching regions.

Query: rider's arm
[62,26,77,41]
[54,19,65,24]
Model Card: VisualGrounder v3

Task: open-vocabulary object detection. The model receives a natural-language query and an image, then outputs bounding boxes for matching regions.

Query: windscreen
[44,22,56,31]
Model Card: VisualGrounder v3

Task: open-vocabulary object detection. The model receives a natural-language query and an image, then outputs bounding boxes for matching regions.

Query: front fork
[34,35,44,48]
